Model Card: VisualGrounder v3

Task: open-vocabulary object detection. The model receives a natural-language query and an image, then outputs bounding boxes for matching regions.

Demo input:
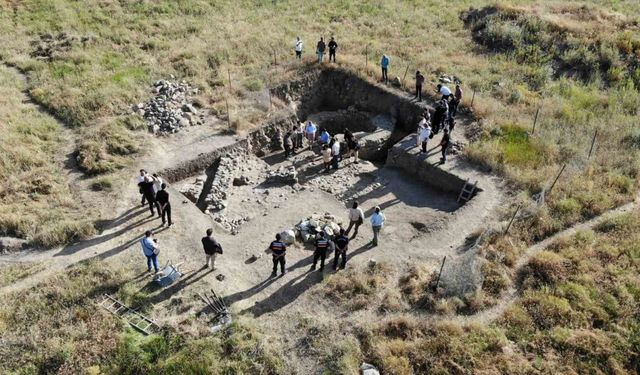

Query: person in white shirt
[330,136,340,170]
[437,84,453,100]
[416,114,427,147]
[345,201,365,238]
[321,144,332,172]
[295,37,303,59]
[419,122,432,154]
[152,173,163,194]
[370,206,386,246]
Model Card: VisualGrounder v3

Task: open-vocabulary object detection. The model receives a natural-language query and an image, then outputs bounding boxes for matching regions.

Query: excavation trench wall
[387,136,480,196]
[273,68,425,136]
[160,112,298,183]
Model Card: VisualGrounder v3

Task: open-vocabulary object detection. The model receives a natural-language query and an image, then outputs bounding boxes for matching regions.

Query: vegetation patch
[324,261,392,311]
[0,65,95,247]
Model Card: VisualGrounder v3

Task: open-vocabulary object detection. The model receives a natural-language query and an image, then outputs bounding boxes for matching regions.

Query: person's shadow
[241,271,322,317]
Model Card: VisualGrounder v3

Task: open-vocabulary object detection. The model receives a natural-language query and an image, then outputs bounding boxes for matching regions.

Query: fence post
[433,256,447,292]
[531,106,540,135]
[470,89,476,107]
[227,68,232,92]
[365,45,368,72]
[225,97,231,129]
[273,48,277,66]
[548,164,566,194]
[402,65,409,89]
[588,129,598,159]
[504,204,522,235]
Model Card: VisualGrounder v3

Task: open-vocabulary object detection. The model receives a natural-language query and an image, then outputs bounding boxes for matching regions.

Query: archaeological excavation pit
[162,68,484,255]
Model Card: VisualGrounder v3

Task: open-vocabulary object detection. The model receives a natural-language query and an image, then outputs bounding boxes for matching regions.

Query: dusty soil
[1,66,518,373]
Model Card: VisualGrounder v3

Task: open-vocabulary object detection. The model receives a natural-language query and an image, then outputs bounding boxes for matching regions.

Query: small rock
[216,274,225,281]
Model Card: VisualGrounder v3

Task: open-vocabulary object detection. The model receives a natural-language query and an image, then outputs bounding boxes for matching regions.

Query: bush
[520,292,573,329]
[521,251,569,288]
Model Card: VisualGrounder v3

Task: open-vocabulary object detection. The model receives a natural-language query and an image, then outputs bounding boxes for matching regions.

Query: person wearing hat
[311,231,331,272]
[269,233,287,276]
[370,206,386,246]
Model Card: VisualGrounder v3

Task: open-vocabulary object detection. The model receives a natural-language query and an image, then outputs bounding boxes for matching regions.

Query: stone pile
[294,212,343,243]
[266,166,298,185]
[133,78,204,134]
[202,156,234,213]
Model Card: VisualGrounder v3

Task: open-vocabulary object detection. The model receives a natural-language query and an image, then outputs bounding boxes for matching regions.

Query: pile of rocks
[266,166,298,185]
[31,32,76,60]
[439,74,462,84]
[293,212,343,243]
[202,156,235,213]
[133,78,204,134]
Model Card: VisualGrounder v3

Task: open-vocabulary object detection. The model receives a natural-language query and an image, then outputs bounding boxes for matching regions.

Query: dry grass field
[1,1,639,374]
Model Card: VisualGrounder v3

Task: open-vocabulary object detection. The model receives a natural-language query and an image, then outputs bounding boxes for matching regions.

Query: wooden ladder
[98,294,160,335]
[457,179,478,203]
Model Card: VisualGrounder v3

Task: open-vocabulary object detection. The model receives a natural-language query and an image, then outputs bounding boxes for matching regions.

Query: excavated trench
[161,69,480,226]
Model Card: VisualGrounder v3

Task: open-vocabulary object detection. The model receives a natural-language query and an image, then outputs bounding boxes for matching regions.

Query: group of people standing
[269,201,386,276]
[294,36,338,63]
[283,121,361,171]
[137,169,172,226]
[415,83,463,164]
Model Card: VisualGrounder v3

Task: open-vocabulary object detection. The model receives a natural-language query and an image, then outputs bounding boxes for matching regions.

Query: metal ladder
[457,179,478,203]
[98,294,160,335]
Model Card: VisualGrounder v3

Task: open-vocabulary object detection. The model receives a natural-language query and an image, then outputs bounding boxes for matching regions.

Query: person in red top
[269,233,287,277]
[415,71,425,101]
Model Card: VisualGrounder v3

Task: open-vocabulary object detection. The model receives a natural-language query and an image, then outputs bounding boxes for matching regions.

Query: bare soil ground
[12,65,631,373]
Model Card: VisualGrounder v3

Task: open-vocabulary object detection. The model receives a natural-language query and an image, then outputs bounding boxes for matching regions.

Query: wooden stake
[531,106,540,135]
[402,65,409,89]
[433,256,447,292]
[225,97,231,128]
[227,68,232,92]
[548,164,566,194]
[365,45,368,72]
[470,89,476,107]
[588,129,598,159]
[504,204,521,235]
[273,48,277,66]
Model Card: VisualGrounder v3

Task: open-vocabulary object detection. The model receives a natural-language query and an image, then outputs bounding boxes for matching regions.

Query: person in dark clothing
[316,37,326,63]
[432,99,449,134]
[328,37,338,62]
[415,71,425,101]
[141,175,161,217]
[333,228,349,270]
[310,231,330,272]
[156,183,172,227]
[283,131,293,158]
[440,129,451,164]
[201,228,222,269]
[269,233,287,277]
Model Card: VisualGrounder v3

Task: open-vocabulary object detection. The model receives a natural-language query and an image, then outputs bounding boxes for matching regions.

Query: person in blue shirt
[140,230,159,273]
[318,128,330,147]
[370,206,386,246]
[380,55,390,83]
